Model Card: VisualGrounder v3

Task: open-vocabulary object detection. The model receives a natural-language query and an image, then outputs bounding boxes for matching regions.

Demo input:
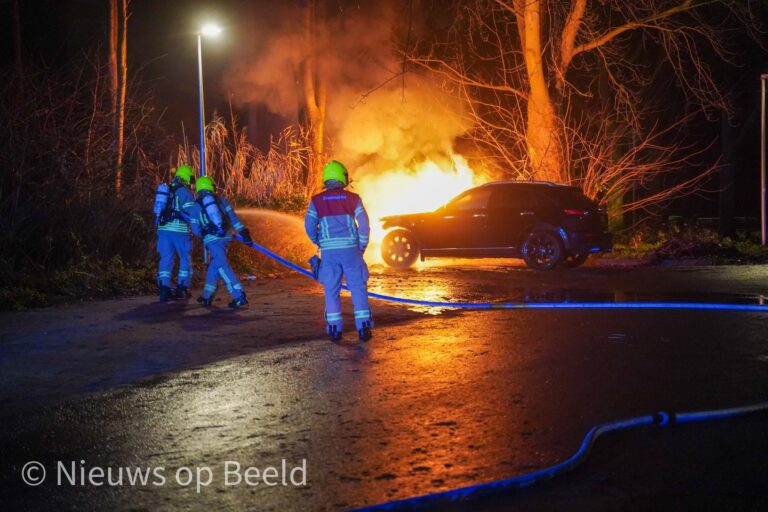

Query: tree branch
[572,0,700,58]
[408,56,529,100]
[559,0,587,76]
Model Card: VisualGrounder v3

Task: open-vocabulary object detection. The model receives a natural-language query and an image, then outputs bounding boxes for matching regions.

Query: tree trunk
[109,0,118,120]
[117,0,127,191]
[303,0,326,197]
[518,0,564,183]
[607,194,625,232]
[112,0,128,194]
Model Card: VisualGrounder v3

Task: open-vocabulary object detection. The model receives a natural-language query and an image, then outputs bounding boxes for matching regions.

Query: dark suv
[379,181,611,270]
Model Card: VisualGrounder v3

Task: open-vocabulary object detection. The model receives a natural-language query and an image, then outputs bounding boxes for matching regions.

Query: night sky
[1,0,263,140]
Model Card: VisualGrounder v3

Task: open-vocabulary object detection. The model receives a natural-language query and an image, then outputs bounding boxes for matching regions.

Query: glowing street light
[196,23,222,178]
[201,23,222,38]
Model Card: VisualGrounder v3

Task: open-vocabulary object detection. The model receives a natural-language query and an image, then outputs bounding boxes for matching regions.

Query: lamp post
[196,23,222,178]
[761,74,767,245]
[196,23,221,263]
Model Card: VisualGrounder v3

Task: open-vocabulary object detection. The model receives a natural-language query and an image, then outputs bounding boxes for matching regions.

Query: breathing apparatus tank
[201,193,224,235]
[153,183,171,224]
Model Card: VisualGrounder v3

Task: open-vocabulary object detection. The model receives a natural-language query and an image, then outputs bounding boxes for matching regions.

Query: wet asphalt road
[1,263,768,511]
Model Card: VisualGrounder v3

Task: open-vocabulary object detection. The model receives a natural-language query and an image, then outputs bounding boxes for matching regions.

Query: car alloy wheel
[522,230,563,270]
[381,229,419,269]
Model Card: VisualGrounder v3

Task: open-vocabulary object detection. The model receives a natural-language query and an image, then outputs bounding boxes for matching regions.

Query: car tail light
[564,209,588,216]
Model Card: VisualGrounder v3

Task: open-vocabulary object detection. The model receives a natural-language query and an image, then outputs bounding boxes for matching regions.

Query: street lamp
[761,74,767,245]
[196,23,222,178]
[197,23,222,264]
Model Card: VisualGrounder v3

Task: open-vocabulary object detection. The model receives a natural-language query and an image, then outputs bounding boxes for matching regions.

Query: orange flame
[354,155,488,263]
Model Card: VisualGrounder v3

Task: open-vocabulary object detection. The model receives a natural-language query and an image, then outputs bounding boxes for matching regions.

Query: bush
[177,116,311,210]
[0,59,166,291]
[0,287,47,311]
[48,255,157,300]
[608,223,768,263]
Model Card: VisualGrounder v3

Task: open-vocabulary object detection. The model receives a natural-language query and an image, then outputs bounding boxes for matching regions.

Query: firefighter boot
[228,293,248,309]
[328,325,342,342]
[159,285,173,302]
[358,320,373,342]
[197,295,214,306]
[175,285,191,300]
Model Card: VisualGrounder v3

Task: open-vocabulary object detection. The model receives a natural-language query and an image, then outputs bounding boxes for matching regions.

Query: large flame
[354,154,488,263]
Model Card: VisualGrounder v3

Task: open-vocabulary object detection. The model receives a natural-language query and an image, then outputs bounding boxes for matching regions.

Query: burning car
[379,181,612,270]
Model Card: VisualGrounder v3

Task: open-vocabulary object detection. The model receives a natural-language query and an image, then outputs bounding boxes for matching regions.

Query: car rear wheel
[522,230,563,270]
[560,252,589,268]
[381,229,419,269]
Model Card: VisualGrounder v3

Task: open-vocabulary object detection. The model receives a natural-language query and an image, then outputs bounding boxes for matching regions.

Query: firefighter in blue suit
[187,176,252,308]
[156,165,195,301]
[305,160,373,341]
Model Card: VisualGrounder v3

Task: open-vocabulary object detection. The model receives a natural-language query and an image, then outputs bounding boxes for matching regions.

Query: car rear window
[555,188,597,209]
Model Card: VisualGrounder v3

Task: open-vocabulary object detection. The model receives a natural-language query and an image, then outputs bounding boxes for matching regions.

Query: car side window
[446,188,493,210]
[489,188,543,210]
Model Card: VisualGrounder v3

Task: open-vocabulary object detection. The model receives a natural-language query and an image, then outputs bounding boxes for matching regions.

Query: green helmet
[322,160,349,186]
[196,175,216,193]
[174,165,194,185]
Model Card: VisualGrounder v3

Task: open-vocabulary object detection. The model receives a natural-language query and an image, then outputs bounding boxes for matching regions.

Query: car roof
[480,180,569,188]
[478,181,585,195]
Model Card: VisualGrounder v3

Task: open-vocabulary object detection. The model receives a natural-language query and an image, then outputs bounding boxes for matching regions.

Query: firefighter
[187,176,252,308]
[154,165,195,301]
[304,160,373,341]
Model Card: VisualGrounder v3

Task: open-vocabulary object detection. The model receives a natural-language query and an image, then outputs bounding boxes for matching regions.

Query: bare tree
[302,0,327,197]
[109,0,118,119]
[0,52,169,280]
[109,0,129,194]
[411,0,762,215]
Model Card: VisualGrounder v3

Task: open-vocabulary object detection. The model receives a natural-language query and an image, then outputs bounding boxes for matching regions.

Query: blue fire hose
[232,237,768,508]
[233,236,768,313]
[348,401,768,511]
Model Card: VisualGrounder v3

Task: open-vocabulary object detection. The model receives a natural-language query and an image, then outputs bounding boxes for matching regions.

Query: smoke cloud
[224,1,471,178]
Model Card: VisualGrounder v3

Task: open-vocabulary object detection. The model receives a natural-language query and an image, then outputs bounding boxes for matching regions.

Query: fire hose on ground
[233,236,768,313]
[348,401,768,511]
[233,236,768,510]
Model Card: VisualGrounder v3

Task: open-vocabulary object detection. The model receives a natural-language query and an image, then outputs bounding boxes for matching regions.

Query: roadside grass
[0,287,48,311]
[605,225,768,264]
[0,210,314,312]
[0,256,157,311]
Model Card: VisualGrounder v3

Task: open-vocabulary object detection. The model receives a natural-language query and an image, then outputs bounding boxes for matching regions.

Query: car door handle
[473,213,487,218]
[520,211,534,216]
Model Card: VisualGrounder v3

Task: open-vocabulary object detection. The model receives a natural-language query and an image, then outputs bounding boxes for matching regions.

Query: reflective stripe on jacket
[305,188,370,251]
[188,195,245,245]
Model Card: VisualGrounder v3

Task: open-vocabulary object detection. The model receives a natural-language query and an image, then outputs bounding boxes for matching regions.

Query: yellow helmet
[174,165,194,185]
[322,160,348,186]
[196,175,215,193]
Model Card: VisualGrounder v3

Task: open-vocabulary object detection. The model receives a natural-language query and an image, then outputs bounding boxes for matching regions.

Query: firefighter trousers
[318,247,373,333]
[202,238,244,300]
[157,230,192,287]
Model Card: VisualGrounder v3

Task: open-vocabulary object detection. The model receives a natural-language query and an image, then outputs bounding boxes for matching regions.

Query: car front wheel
[381,229,419,269]
[522,230,563,270]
